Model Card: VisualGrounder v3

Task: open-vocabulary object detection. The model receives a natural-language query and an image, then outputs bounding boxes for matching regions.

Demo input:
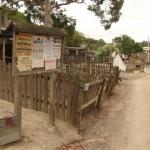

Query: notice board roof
[5,22,66,36]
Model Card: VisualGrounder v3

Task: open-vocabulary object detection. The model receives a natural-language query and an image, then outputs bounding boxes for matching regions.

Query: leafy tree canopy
[113,35,143,55]
[0,5,30,24]
[86,38,105,51]
[96,44,118,56]
[1,0,124,30]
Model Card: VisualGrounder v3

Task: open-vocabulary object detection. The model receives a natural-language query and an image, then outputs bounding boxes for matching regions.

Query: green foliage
[86,38,105,51]
[2,0,124,30]
[51,10,76,46]
[113,35,143,55]
[0,5,30,24]
[88,0,124,29]
[96,44,118,56]
[72,31,87,47]
[132,42,143,53]
[97,47,109,56]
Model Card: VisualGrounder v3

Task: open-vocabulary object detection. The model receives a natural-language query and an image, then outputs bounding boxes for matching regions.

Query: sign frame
[12,31,64,76]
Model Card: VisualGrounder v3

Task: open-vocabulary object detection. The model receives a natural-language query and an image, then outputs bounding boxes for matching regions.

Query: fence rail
[0,59,119,129]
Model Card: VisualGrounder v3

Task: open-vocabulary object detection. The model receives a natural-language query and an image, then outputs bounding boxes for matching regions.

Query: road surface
[80,71,150,150]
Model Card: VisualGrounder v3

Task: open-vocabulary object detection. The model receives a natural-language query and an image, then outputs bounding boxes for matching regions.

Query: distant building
[126,54,145,72]
[143,47,150,63]
[64,46,96,61]
[64,46,87,60]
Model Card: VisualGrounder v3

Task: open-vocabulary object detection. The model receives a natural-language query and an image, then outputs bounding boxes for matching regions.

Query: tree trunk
[44,0,53,27]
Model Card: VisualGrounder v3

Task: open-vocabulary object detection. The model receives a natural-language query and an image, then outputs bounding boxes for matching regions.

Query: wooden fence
[0,60,119,129]
[63,59,120,96]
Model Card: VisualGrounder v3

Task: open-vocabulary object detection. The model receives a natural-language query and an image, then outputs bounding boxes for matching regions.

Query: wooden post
[14,75,22,130]
[12,31,16,76]
[60,37,64,69]
[77,86,84,132]
[2,37,5,62]
[97,78,106,109]
[71,75,80,126]
[48,72,55,127]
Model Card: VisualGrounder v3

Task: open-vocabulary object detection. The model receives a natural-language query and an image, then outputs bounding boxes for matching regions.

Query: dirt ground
[0,102,81,150]
[76,68,150,150]
[1,68,150,150]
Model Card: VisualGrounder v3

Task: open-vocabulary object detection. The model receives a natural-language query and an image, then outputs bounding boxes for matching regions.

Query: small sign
[53,43,61,59]
[16,34,33,54]
[32,59,44,68]
[32,36,44,68]
[43,37,54,59]
[84,83,90,91]
[53,37,62,59]
[45,58,56,70]
[17,56,32,72]
[16,34,32,72]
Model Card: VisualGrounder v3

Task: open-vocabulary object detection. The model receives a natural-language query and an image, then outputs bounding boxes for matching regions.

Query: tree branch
[7,0,23,7]
[51,0,85,10]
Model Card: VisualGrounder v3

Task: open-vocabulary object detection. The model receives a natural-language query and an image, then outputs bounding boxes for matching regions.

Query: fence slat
[43,74,48,113]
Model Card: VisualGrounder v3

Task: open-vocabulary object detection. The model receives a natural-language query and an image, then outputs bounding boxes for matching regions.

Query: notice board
[15,33,62,74]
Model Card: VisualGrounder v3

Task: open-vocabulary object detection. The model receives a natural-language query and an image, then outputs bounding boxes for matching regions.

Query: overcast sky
[64,0,150,43]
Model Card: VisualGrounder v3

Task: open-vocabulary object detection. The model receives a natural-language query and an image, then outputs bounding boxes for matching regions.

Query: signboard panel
[17,56,32,72]
[53,37,62,59]
[32,36,44,68]
[15,33,62,74]
[16,34,32,72]
[45,58,56,70]
[43,37,54,59]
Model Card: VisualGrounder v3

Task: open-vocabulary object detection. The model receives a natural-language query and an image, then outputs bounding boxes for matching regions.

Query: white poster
[43,37,54,59]
[45,58,56,70]
[53,43,61,59]
[32,36,44,68]
[32,59,44,68]
[17,56,32,72]
[53,37,62,59]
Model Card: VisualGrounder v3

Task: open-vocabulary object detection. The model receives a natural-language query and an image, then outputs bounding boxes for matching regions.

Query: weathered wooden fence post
[76,86,84,132]
[14,75,22,132]
[71,75,80,126]
[97,78,106,109]
[48,72,55,127]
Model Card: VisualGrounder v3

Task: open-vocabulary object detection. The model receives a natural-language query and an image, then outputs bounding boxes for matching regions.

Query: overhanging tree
[1,0,124,29]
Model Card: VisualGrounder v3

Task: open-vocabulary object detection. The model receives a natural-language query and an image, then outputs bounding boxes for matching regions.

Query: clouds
[64,0,150,42]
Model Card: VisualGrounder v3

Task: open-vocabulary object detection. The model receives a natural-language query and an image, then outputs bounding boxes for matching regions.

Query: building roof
[1,22,66,37]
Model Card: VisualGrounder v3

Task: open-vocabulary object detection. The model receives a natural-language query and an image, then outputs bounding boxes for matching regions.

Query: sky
[63,0,150,43]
